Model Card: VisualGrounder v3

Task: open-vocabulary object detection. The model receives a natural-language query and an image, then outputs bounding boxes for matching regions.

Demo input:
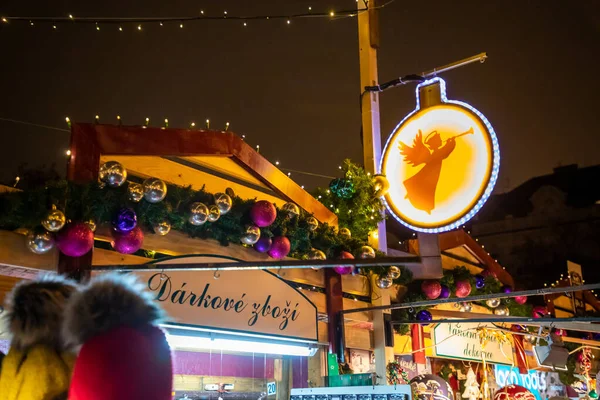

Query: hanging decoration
[416,310,432,322]
[532,306,548,319]
[475,274,485,289]
[213,192,232,215]
[188,202,209,226]
[486,298,501,308]
[142,177,167,203]
[207,205,221,222]
[493,305,509,316]
[462,367,480,400]
[376,275,393,289]
[267,236,290,259]
[281,202,300,218]
[456,302,472,313]
[334,251,354,275]
[359,245,376,259]
[421,280,442,300]
[111,226,144,254]
[338,227,351,240]
[388,266,401,280]
[410,374,454,400]
[329,178,355,199]
[254,236,272,253]
[152,220,171,236]
[26,230,55,254]
[439,284,450,299]
[84,219,97,233]
[372,175,390,198]
[308,248,326,264]
[493,385,536,400]
[99,161,127,188]
[112,207,137,233]
[250,200,277,227]
[42,207,66,232]
[514,296,527,305]
[455,280,472,298]
[240,225,261,245]
[127,182,144,202]
[56,222,94,257]
[306,216,318,231]
[386,361,410,385]
[500,285,513,294]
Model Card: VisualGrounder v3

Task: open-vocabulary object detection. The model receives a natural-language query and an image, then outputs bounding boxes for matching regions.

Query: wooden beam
[70,123,337,225]
[0,231,58,276]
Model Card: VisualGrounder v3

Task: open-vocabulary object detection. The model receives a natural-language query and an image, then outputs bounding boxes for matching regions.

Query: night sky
[0,0,598,191]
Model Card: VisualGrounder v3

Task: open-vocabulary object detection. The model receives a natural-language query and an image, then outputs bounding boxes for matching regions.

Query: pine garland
[0,160,399,278]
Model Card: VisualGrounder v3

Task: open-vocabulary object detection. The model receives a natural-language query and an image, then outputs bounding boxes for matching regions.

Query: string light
[96,23,100,31]
[243,22,247,27]
[205,119,210,129]
[65,117,71,127]
[144,117,150,128]
[1,17,7,23]
[119,26,123,31]
[287,20,291,24]
[137,24,142,30]
[94,115,100,123]
[275,161,280,165]
[330,11,335,16]
[65,149,71,156]
[52,25,57,29]
[117,115,122,125]
[164,118,169,128]
[69,14,73,20]
[190,122,196,129]
[308,6,312,11]
[179,23,183,28]
[225,122,230,131]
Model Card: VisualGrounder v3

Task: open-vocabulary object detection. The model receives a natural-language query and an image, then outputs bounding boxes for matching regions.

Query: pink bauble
[250,201,277,227]
[532,306,548,319]
[112,226,144,254]
[514,295,527,305]
[481,270,497,279]
[56,222,94,257]
[421,280,442,300]
[267,236,290,259]
[494,385,536,400]
[455,280,472,298]
[334,251,354,275]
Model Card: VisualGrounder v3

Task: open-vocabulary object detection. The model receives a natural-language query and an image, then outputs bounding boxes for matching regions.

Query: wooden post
[357,0,392,382]
[325,269,344,359]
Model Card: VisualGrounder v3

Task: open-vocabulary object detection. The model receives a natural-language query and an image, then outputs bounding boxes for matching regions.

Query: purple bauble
[254,236,272,253]
[112,207,137,233]
[439,284,450,299]
[475,274,485,289]
[111,226,144,254]
[250,200,277,228]
[56,222,94,257]
[334,251,354,275]
[501,285,513,293]
[267,236,290,259]
[416,310,432,322]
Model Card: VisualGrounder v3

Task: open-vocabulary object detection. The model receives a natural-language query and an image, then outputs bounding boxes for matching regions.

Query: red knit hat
[63,273,173,400]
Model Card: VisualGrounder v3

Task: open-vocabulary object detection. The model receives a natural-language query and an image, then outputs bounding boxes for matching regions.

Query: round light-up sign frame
[380,77,500,233]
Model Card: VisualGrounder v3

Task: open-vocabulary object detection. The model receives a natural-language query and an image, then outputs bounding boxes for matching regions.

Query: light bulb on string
[308,6,312,11]
[137,24,142,31]
[30,21,34,26]
[65,117,71,127]
[330,11,335,16]
[94,115,100,123]
[243,22,247,27]
[225,122,230,131]
[200,10,204,15]
[275,161,280,165]
[179,23,183,28]
[119,26,123,31]
[286,19,291,24]
[68,14,73,20]
[241,134,245,140]
[159,22,163,26]
[144,117,150,128]
[1,17,7,23]
[190,122,196,129]
[117,115,122,125]
[205,119,210,129]
[95,23,100,31]
[66,149,72,156]
[163,118,169,128]
[53,25,57,30]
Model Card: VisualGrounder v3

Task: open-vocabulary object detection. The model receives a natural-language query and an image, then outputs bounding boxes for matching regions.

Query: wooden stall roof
[70,123,337,225]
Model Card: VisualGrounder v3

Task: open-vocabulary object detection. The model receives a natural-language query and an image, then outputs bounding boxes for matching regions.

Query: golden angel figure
[399,128,472,214]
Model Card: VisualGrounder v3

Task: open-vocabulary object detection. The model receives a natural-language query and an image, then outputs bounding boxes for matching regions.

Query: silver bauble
[85,219,97,233]
[214,192,232,215]
[208,205,221,222]
[458,302,472,312]
[189,202,209,226]
[99,161,127,187]
[153,220,171,236]
[486,298,501,308]
[308,248,326,270]
[494,305,510,316]
[359,245,376,259]
[241,225,261,245]
[42,208,66,232]
[128,182,144,202]
[282,202,300,217]
[339,228,352,240]
[306,216,318,231]
[26,231,55,254]
[143,177,167,203]
[388,266,401,280]
[376,275,393,289]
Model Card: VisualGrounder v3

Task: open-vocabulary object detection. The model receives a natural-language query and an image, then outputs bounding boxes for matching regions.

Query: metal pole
[341,283,600,314]
[421,52,487,78]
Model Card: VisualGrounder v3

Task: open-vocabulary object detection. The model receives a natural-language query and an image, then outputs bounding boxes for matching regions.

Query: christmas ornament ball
[439,285,451,299]
[112,207,137,233]
[421,280,442,300]
[42,208,66,232]
[532,306,548,319]
[267,236,291,259]
[84,219,97,233]
[493,385,536,400]
[282,202,300,217]
[388,266,401,280]
[250,200,277,227]
[338,228,351,240]
[334,251,354,275]
[306,216,318,231]
[486,298,501,308]
[410,374,454,400]
[372,174,390,197]
[111,226,144,254]
[26,231,55,254]
[99,161,127,188]
[308,248,326,270]
[456,302,472,312]
[56,222,94,257]
[329,178,355,199]
[481,270,497,279]
[455,280,472,298]
[359,245,376,259]
[514,295,527,305]
[241,225,261,245]
[188,202,209,226]
[501,285,513,294]
[153,220,171,236]
[214,192,232,215]
[142,177,167,203]
[376,275,393,289]
[475,274,485,289]
[254,236,272,253]
[128,182,144,202]
[208,205,221,222]
[416,310,432,322]
[494,305,510,316]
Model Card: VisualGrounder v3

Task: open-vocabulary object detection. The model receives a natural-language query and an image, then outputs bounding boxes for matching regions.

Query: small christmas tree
[462,367,480,400]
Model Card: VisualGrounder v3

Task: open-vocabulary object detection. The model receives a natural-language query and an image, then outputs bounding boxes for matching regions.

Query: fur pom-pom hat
[64,273,173,400]
[4,273,79,351]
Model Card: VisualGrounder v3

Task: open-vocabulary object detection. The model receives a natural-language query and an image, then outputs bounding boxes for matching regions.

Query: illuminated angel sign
[380,77,500,233]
